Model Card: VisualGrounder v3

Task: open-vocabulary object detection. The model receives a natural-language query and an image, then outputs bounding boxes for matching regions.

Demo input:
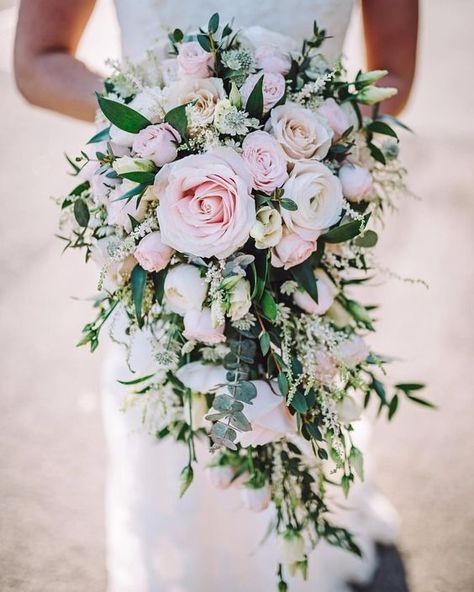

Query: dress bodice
[113,0,354,62]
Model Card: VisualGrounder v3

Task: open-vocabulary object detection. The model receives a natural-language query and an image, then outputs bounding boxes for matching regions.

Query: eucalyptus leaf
[280,198,298,211]
[354,229,378,248]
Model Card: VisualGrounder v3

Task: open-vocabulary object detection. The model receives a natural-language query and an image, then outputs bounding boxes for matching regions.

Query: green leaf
[197,33,212,52]
[152,269,167,305]
[341,474,352,498]
[388,394,398,420]
[234,381,257,403]
[367,120,398,140]
[231,411,252,432]
[317,448,328,460]
[164,103,189,139]
[87,126,111,144]
[280,198,298,211]
[277,372,289,397]
[111,182,146,203]
[208,12,219,34]
[322,216,369,243]
[290,391,308,413]
[290,260,318,302]
[131,265,147,327]
[349,446,364,481]
[118,373,156,386]
[179,465,194,497]
[406,394,436,409]
[261,290,277,320]
[245,75,264,119]
[250,250,268,303]
[73,198,90,227]
[344,298,374,330]
[378,114,413,133]
[354,229,378,248]
[69,181,90,197]
[96,94,151,133]
[371,378,387,404]
[259,332,271,356]
[119,171,156,185]
[368,142,386,165]
[395,383,425,392]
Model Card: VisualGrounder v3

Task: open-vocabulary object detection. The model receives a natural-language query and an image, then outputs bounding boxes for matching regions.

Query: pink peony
[183,308,226,344]
[271,228,316,270]
[241,130,289,195]
[339,164,373,203]
[255,45,291,75]
[317,98,351,139]
[240,72,286,114]
[177,41,214,78]
[134,231,173,273]
[155,147,256,259]
[132,123,181,167]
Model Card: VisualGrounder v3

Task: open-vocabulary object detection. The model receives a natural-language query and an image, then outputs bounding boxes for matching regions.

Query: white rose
[250,206,283,249]
[164,264,208,315]
[183,308,226,345]
[112,155,155,175]
[336,335,369,368]
[240,484,272,512]
[339,164,373,203]
[281,160,344,240]
[229,278,252,321]
[265,102,333,161]
[176,361,227,393]
[163,77,225,126]
[206,465,235,489]
[109,87,164,147]
[239,25,299,55]
[337,395,363,423]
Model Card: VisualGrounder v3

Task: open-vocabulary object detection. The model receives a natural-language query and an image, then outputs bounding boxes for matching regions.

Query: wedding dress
[102,2,398,591]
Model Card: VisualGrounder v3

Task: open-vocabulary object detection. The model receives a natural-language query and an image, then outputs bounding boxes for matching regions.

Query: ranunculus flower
[134,231,173,273]
[109,87,164,147]
[229,278,252,321]
[132,123,181,167]
[339,164,373,203]
[337,395,363,423]
[281,160,344,240]
[255,45,291,75]
[241,484,272,512]
[271,228,316,270]
[250,206,283,249]
[176,361,227,393]
[155,147,256,259]
[317,98,350,139]
[106,181,149,232]
[177,41,214,78]
[112,155,155,175]
[265,102,333,161]
[336,335,369,368]
[235,380,296,447]
[206,465,235,489]
[183,308,226,344]
[164,264,207,315]
[241,131,289,195]
[240,72,286,115]
[163,78,225,127]
[90,237,136,292]
[293,277,335,315]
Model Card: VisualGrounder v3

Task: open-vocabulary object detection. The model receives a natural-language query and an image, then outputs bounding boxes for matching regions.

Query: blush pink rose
[132,123,181,167]
[183,308,225,344]
[240,72,286,114]
[336,335,369,368]
[317,98,351,139]
[293,277,335,315]
[339,164,373,203]
[155,147,256,259]
[177,41,214,78]
[255,45,291,75]
[271,228,316,270]
[134,231,173,272]
[241,131,289,195]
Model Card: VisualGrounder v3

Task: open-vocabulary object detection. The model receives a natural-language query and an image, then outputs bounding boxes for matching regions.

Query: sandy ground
[0,1,473,591]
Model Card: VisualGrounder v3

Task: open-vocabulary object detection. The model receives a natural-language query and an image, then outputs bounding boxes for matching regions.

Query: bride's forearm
[15,51,102,122]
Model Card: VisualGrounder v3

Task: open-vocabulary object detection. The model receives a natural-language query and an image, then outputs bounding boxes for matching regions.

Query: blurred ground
[0,1,473,591]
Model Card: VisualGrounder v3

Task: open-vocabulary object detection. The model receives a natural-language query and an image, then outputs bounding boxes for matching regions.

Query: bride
[14,1,418,591]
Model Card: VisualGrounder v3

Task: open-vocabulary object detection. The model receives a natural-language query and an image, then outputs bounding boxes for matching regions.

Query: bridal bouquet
[57,14,429,589]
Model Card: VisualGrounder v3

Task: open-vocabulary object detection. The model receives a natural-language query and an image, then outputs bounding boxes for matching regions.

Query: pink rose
[317,98,351,139]
[293,277,335,315]
[336,335,369,368]
[339,164,373,203]
[255,45,291,75]
[177,41,214,78]
[240,72,286,114]
[106,182,148,232]
[155,147,256,259]
[132,123,181,167]
[241,485,272,512]
[183,308,225,344]
[134,231,173,273]
[241,131,289,195]
[271,229,316,270]
[235,380,296,447]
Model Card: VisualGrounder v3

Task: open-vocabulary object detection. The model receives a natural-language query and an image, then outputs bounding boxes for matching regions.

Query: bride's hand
[14,0,102,122]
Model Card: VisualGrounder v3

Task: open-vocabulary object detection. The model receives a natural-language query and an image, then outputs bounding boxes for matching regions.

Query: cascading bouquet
[57,14,430,589]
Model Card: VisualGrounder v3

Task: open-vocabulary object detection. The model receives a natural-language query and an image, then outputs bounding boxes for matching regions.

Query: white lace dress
[102,2,398,591]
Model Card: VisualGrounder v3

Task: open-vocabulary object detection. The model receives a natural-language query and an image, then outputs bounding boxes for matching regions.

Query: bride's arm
[361,0,418,115]
[14,0,102,122]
